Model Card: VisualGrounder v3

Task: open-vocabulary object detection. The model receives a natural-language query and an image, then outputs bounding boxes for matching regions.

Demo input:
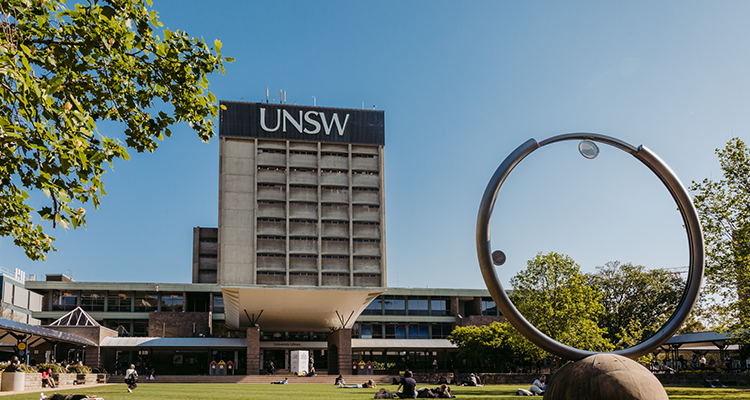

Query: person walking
[124,364,138,393]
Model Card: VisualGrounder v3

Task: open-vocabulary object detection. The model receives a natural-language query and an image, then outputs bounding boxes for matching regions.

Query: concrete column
[327,328,352,375]
[471,297,483,316]
[246,327,260,375]
[84,347,102,369]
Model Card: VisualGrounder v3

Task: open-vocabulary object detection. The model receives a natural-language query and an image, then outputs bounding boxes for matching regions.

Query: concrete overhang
[222,286,383,332]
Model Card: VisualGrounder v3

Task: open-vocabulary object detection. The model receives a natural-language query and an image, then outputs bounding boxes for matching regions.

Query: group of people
[395,370,457,399]
[516,375,546,396]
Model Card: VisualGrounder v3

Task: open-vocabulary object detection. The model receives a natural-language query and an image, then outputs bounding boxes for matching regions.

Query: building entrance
[263,350,286,374]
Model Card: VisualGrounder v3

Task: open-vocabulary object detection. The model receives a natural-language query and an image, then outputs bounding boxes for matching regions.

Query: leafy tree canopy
[587,261,684,349]
[510,251,614,354]
[0,0,232,260]
[448,322,513,363]
[690,138,750,341]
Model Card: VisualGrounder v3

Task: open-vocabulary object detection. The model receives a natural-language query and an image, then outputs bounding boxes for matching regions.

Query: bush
[36,363,67,374]
[67,365,92,374]
[0,362,37,373]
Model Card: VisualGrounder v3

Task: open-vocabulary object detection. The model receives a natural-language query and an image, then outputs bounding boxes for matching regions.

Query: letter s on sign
[304,111,321,134]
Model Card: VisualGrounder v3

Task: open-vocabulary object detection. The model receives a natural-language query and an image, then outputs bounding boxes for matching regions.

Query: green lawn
[3,383,749,400]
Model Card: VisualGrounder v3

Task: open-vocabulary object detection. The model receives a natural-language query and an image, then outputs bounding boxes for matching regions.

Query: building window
[385,324,406,339]
[104,319,132,336]
[383,297,406,316]
[408,299,428,316]
[430,298,449,316]
[213,295,224,313]
[431,324,453,339]
[362,299,382,315]
[108,293,132,312]
[371,324,383,339]
[80,291,105,312]
[134,293,158,312]
[408,324,429,339]
[160,294,183,312]
[52,291,77,311]
[133,321,148,337]
[482,299,499,316]
[358,323,383,339]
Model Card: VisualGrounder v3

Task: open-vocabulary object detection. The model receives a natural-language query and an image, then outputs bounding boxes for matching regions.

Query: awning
[100,337,247,348]
[222,286,383,331]
[352,339,457,350]
[664,331,735,346]
[0,318,96,347]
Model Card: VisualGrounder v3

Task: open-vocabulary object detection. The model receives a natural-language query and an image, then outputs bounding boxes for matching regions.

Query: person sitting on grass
[271,377,288,384]
[703,375,727,388]
[396,370,417,399]
[529,375,546,395]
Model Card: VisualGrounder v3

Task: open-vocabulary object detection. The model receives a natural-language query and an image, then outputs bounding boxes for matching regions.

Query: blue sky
[1,1,747,288]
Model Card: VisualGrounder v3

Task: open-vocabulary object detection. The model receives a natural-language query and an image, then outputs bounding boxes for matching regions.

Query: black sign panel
[220,101,385,146]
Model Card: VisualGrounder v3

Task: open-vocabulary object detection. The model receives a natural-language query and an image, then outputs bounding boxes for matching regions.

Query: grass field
[2,383,749,400]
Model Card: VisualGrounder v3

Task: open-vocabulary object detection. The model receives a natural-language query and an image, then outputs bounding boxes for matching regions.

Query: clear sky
[1,1,747,289]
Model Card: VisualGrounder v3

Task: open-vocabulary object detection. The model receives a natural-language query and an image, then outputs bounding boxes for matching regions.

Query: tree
[448,322,513,368]
[0,0,232,260]
[510,252,614,355]
[587,261,684,349]
[690,138,750,341]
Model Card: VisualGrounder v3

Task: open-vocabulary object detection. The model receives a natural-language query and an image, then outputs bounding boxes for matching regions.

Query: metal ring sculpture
[476,133,704,361]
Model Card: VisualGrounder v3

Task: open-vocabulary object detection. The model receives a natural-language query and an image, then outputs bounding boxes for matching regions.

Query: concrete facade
[246,327,260,375]
[216,138,386,288]
[327,328,352,375]
[148,312,211,338]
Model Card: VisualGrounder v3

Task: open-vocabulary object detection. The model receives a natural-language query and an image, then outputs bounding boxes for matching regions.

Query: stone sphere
[544,353,667,400]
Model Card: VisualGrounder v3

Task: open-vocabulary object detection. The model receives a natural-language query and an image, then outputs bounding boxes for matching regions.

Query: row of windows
[258,201,381,210]
[362,297,450,316]
[260,186,379,193]
[260,331,329,341]
[259,236,380,243]
[259,253,382,259]
[257,272,379,278]
[353,323,453,339]
[262,184,377,192]
[258,218,380,226]
[49,290,223,313]
[257,148,378,159]
[259,166,379,174]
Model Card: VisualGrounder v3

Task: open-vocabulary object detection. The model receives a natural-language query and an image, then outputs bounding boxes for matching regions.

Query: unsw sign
[220,101,385,146]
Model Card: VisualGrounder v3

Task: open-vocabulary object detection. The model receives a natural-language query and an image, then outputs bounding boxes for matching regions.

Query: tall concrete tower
[216,101,386,287]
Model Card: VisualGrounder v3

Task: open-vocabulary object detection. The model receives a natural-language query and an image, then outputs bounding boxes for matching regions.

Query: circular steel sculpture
[476,133,704,361]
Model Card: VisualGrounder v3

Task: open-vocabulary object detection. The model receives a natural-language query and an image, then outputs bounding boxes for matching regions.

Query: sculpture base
[544,354,667,400]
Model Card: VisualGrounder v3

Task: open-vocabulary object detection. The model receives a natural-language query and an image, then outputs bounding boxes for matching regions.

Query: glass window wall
[134,293,158,312]
[383,297,406,316]
[408,299,428,316]
[213,295,224,313]
[107,292,132,312]
[80,291,105,312]
[52,290,77,311]
[160,293,183,312]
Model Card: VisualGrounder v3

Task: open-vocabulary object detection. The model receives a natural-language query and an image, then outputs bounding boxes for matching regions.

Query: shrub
[0,362,37,373]
[36,363,66,374]
[67,365,92,374]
